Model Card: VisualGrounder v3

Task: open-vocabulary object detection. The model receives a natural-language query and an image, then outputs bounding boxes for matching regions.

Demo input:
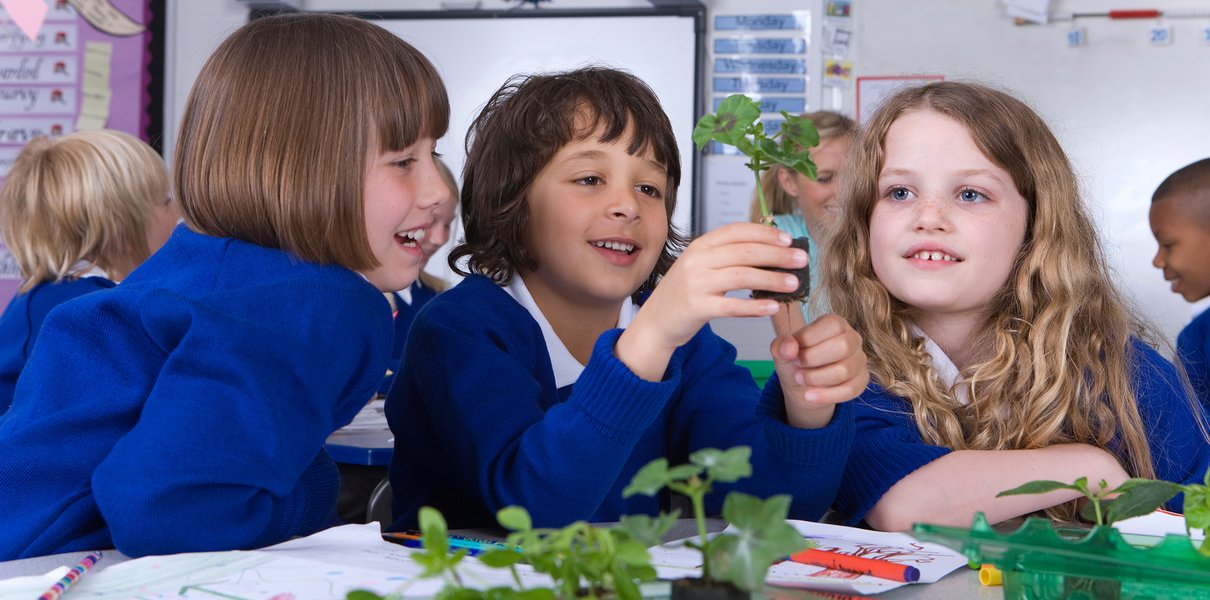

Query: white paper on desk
[0,565,68,596]
[648,520,967,596]
[65,523,549,600]
[1116,509,1206,545]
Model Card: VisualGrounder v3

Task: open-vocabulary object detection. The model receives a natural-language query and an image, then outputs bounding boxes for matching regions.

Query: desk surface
[0,521,995,599]
[326,398,393,466]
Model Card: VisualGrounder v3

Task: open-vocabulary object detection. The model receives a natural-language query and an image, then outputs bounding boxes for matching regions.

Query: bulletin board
[0,0,164,309]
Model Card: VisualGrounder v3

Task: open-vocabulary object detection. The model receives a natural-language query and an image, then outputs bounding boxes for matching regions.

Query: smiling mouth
[909,250,961,262]
[591,240,636,255]
[396,228,426,247]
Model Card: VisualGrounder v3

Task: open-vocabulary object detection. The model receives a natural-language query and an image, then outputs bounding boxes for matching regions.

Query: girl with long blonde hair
[825,81,1209,530]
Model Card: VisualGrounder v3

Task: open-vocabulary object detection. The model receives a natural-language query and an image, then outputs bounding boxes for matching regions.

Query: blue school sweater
[1178,308,1210,411]
[379,281,438,394]
[0,276,115,414]
[385,274,855,530]
[0,225,392,560]
[834,340,1210,524]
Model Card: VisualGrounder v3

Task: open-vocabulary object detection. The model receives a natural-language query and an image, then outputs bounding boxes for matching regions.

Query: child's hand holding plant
[693,94,819,303]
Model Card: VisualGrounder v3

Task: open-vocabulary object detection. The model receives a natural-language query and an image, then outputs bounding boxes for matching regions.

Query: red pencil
[788,548,920,583]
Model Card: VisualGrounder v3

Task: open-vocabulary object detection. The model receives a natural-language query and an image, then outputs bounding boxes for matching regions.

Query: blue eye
[958,188,987,203]
[888,187,912,201]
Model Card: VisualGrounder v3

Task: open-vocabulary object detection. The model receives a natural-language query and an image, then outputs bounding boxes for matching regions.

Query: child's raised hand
[616,222,807,381]
[771,313,869,429]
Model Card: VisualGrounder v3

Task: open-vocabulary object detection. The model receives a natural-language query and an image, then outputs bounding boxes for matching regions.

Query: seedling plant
[623,446,809,595]
[998,467,1210,555]
[692,94,820,305]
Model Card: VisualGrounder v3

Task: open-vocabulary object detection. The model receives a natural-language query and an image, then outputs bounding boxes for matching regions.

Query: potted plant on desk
[622,446,809,600]
[692,94,819,305]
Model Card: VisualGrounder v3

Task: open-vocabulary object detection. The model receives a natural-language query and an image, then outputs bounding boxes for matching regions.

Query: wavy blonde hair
[0,130,168,291]
[824,81,1167,521]
[748,111,858,223]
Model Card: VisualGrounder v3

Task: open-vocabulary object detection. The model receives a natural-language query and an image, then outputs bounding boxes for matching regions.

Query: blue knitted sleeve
[88,282,390,556]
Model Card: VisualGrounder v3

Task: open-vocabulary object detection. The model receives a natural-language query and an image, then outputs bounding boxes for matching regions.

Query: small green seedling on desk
[998,467,1210,555]
[623,446,808,599]
[476,506,668,600]
[693,94,819,303]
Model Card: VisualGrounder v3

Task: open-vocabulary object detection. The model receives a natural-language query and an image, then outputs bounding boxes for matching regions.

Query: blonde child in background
[824,81,1210,531]
[1150,158,1210,409]
[0,130,176,414]
[749,111,857,323]
[0,13,449,559]
[386,67,868,530]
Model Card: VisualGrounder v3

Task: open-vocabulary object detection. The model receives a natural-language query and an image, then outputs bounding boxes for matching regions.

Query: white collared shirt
[69,261,108,280]
[912,325,971,406]
[503,276,637,389]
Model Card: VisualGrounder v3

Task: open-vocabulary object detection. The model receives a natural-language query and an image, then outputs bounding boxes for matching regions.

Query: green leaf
[610,564,642,600]
[769,154,817,180]
[613,539,654,567]
[708,493,808,592]
[778,113,820,150]
[347,591,387,600]
[497,506,532,532]
[477,549,524,568]
[623,458,671,497]
[617,512,679,548]
[692,95,762,150]
[1183,484,1210,530]
[996,480,1083,497]
[1105,479,1184,524]
[692,446,752,484]
[512,590,556,600]
[419,506,450,556]
[691,114,720,150]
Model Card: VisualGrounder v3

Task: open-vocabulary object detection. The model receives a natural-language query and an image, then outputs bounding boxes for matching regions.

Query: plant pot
[670,578,749,600]
[751,237,809,303]
[915,513,1210,600]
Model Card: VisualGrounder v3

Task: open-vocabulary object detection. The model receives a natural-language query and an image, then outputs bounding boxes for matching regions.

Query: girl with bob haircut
[825,80,1210,531]
[386,67,869,530]
[0,12,449,559]
[0,129,175,414]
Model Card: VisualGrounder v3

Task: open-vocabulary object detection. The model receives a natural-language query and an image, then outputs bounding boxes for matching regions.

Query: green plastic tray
[914,513,1210,599]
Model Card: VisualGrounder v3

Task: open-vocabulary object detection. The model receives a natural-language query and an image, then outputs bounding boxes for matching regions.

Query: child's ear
[776,166,800,197]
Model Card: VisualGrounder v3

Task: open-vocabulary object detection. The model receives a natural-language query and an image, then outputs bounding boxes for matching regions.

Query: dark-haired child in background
[1150,157,1210,410]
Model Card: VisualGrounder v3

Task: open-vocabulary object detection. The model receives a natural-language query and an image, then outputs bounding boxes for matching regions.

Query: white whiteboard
[374,12,701,284]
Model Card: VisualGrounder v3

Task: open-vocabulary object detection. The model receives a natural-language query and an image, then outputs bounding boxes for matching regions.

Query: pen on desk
[388,535,484,556]
[788,548,920,583]
[382,532,509,554]
[38,550,102,600]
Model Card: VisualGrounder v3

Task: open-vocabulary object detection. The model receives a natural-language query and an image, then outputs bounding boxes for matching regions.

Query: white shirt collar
[397,283,414,305]
[911,324,970,405]
[503,275,637,388]
[69,260,108,280]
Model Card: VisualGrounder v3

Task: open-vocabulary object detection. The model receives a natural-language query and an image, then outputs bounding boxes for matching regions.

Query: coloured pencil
[38,550,102,600]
